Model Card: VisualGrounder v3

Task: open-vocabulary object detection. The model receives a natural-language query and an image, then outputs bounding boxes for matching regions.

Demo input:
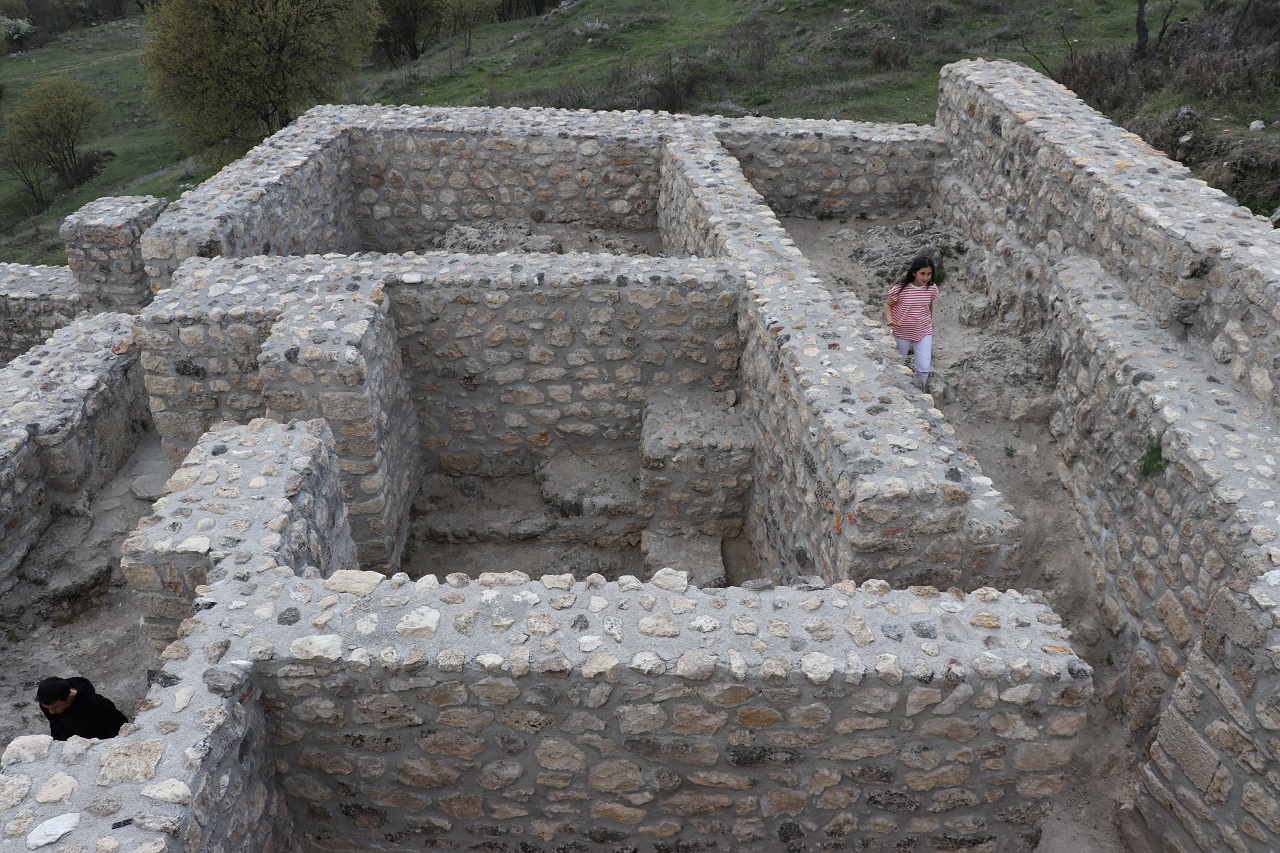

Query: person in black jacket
[36,677,128,741]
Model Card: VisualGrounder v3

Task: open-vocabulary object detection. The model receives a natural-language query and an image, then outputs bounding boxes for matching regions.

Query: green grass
[0,16,212,264]
[358,0,1141,125]
[0,0,1268,264]
[1137,431,1167,478]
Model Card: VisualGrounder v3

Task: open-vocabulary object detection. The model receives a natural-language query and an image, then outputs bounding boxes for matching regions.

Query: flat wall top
[941,59,1280,264]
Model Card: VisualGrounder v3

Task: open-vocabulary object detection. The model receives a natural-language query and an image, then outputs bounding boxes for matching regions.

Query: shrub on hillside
[143,0,380,163]
[0,76,102,211]
[0,16,34,49]
[1057,1,1280,218]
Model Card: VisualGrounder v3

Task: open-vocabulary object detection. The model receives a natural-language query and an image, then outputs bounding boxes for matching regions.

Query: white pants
[894,334,932,374]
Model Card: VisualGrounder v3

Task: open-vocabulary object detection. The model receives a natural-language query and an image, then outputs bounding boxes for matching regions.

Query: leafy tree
[378,0,441,62]
[143,0,380,162]
[3,76,101,190]
[0,136,52,211]
[0,16,35,48]
[442,0,500,56]
[496,0,550,21]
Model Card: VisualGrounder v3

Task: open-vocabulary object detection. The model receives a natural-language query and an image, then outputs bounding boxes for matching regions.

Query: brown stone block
[416,730,486,758]
[592,801,646,825]
[624,735,718,766]
[760,788,806,817]
[397,757,460,789]
[914,718,980,742]
[906,763,972,792]
[439,792,483,819]
[438,707,495,734]
[670,704,728,734]
[737,706,783,728]
[659,790,732,816]
[588,760,643,793]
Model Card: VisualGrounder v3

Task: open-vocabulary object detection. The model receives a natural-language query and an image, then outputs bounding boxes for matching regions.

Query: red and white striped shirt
[888,283,938,342]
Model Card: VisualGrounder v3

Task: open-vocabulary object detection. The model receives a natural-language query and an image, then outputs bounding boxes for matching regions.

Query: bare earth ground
[0,218,1137,851]
[0,432,163,748]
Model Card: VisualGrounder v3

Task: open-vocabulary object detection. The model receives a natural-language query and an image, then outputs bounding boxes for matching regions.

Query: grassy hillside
[0,0,1272,265]
[0,18,208,264]
[358,0,1140,124]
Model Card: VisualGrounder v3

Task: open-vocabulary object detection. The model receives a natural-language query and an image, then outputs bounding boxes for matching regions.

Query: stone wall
[640,389,754,540]
[0,423,1092,853]
[260,571,1089,853]
[348,108,663,251]
[934,58,1280,853]
[136,256,417,568]
[384,254,741,476]
[661,130,1022,588]
[0,263,80,368]
[1135,574,1280,853]
[718,118,944,217]
[1042,258,1280,727]
[0,312,147,606]
[61,195,168,312]
[140,116,360,291]
[120,417,356,647]
[936,58,1280,400]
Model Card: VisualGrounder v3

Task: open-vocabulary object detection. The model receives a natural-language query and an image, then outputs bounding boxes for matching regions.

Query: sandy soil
[0,217,1138,851]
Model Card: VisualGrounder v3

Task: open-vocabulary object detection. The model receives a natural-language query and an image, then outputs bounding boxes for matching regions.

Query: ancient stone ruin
[1,58,1278,852]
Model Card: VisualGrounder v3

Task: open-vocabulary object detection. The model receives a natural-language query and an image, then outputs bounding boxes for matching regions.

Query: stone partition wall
[137,255,418,568]
[346,105,664,251]
[256,570,1090,853]
[141,116,361,291]
[141,105,669,295]
[660,129,1022,589]
[0,263,80,367]
[384,253,742,476]
[1134,573,1280,853]
[0,312,147,607]
[717,118,944,217]
[120,418,355,647]
[1043,258,1280,853]
[1043,258,1280,726]
[936,59,1280,400]
[61,195,168,311]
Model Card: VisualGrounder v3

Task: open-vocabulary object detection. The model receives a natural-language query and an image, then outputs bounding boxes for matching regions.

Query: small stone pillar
[120,418,357,648]
[61,195,168,312]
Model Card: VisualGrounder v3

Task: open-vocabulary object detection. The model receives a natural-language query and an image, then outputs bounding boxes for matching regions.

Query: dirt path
[782,214,1135,853]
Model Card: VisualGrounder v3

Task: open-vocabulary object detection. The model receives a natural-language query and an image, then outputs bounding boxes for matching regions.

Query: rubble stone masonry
[0,312,147,611]
[936,60,1280,852]
[7,57,1280,851]
[0,421,1091,853]
[0,263,81,367]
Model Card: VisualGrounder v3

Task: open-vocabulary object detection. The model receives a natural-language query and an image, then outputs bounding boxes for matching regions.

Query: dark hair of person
[890,255,936,296]
[36,678,74,705]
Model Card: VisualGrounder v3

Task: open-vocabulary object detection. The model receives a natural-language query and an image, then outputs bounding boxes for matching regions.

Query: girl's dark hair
[893,255,936,289]
[36,678,73,705]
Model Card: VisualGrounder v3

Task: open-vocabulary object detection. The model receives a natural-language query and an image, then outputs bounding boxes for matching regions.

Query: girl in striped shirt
[884,255,940,391]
